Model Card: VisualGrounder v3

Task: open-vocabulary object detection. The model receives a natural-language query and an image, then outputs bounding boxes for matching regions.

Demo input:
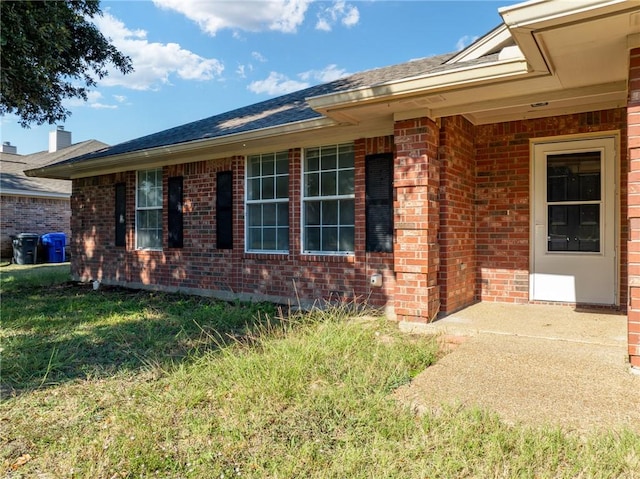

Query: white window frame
[136,168,163,250]
[245,151,289,253]
[302,143,355,255]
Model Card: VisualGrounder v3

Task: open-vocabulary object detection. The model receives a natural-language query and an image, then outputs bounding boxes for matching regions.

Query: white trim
[445,25,517,64]
[244,151,290,254]
[301,143,356,256]
[0,189,70,199]
[135,168,163,251]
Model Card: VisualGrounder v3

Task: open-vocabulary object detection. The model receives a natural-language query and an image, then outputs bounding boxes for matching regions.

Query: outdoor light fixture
[531,101,549,108]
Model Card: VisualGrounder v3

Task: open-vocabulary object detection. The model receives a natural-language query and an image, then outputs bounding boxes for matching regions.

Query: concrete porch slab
[394,302,639,433]
[399,302,627,348]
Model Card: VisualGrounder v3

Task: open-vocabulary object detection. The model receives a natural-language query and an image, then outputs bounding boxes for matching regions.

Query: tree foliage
[0,0,133,127]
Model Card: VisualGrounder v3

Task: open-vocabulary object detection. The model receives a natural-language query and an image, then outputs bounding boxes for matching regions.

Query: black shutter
[217,171,233,249]
[115,183,126,247]
[168,176,184,248]
[366,154,393,252]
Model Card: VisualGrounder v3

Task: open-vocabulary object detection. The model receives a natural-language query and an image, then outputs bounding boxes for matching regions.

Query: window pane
[277,227,289,251]
[263,177,275,199]
[306,149,319,171]
[248,228,262,250]
[306,173,319,197]
[321,171,336,196]
[276,175,288,198]
[338,169,354,195]
[305,202,320,225]
[547,152,601,202]
[322,227,338,251]
[262,153,275,175]
[248,156,261,177]
[305,227,320,250]
[276,152,288,174]
[340,199,355,224]
[248,204,262,226]
[277,203,289,227]
[321,148,336,170]
[263,203,276,226]
[548,204,599,252]
[248,178,261,200]
[339,226,355,251]
[338,147,354,168]
[322,201,338,224]
[263,228,276,250]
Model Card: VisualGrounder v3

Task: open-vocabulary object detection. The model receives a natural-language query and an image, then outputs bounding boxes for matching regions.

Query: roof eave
[26,116,337,180]
[0,188,70,199]
[307,57,534,116]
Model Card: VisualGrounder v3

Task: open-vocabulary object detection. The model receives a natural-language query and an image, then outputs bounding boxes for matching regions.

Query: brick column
[393,117,441,323]
[627,48,640,369]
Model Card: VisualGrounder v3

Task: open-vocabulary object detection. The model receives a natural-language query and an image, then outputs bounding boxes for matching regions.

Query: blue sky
[2,0,517,155]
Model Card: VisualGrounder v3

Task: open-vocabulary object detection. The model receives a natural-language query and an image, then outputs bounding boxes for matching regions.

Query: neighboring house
[0,128,107,258]
[26,0,640,370]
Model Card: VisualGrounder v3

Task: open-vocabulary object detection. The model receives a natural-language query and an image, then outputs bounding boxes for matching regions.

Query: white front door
[531,136,617,305]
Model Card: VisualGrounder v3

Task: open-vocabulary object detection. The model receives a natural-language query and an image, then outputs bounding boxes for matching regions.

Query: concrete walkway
[394,303,640,434]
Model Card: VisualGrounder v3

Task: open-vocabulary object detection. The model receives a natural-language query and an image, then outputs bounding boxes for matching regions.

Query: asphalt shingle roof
[50,52,459,167]
[1,140,107,195]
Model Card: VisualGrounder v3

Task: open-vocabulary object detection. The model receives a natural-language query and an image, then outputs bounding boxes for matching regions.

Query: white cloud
[316,0,359,32]
[113,95,127,103]
[299,64,350,83]
[65,90,118,109]
[94,12,224,90]
[456,35,479,51]
[248,72,309,95]
[252,51,268,63]
[153,0,312,35]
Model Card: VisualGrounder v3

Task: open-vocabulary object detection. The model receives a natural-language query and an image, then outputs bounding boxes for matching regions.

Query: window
[303,143,354,254]
[136,169,162,249]
[217,171,233,249]
[246,151,289,252]
[546,151,601,252]
[115,183,126,247]
[168,176,183,248]
[365,153,393,252]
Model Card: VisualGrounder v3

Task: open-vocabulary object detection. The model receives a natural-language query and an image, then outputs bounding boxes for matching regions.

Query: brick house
[0,128,107,258]
[27,0,640,370]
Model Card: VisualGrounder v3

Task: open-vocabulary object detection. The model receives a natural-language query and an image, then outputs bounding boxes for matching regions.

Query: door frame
[529,131,620,305]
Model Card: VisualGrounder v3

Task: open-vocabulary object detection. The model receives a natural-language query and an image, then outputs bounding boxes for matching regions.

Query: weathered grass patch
[2,265,639,478]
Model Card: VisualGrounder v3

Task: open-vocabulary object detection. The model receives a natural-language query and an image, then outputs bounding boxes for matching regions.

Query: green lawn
[1,264,639,478]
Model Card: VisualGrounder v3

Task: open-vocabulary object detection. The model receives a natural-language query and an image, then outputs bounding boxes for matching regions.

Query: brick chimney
[49,125,72,152]
[1,141,17,154]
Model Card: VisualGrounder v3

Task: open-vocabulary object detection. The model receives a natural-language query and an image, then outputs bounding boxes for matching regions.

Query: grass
[2,264,639,478]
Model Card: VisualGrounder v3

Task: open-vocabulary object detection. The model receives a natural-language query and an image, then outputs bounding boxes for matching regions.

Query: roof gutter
[26,116,337,180]
[307,56,534,116]
[0,188,70,199]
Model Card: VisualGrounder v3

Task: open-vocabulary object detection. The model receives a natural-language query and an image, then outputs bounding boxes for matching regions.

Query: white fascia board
[1,189,70,199]
[499,0,631,29]
[27,116,338,180]
[445,25,514,64]
[307,57,533,114]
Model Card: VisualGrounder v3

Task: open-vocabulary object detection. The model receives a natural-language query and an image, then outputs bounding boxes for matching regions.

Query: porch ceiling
[313,1,640,126]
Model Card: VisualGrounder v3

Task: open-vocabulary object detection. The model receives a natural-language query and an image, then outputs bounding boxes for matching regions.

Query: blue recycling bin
[12,233,41,264]
[40,232,67,263]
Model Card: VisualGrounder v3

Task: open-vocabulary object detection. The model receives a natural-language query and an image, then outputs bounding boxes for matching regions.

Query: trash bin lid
[15,233,40,239]
[41,232,66,243]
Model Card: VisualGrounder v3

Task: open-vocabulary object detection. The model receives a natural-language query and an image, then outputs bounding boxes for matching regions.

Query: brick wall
[71,139,395,311]
[627,47,640,368]
[1,195,71,258]
[393,117,441,322]
[439,115,477,313]
[474,109,628,306]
